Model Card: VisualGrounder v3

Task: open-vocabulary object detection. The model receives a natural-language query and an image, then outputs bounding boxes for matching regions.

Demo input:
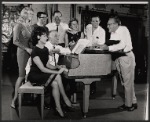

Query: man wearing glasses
[32,12,49,34]
[100,15,138,111]
[46,11,69,47]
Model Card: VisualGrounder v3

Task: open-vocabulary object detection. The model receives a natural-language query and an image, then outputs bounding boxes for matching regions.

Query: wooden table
[64,53,112,118]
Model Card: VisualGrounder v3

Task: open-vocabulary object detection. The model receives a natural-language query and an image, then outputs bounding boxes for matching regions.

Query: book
[71,39,90,54]
[105,40,120,46]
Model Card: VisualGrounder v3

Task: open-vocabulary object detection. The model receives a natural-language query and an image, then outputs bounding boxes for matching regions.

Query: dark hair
[37,12,47,18]
[109,15,121,25]
[91,14,100,21]
[69,18,78,28]
[31,26,47,46]
[53,10,62,16]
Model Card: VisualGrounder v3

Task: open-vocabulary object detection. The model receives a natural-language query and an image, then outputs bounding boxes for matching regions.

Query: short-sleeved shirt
[28,46,50,85]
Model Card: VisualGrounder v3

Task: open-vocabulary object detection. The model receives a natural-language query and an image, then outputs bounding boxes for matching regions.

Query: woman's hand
[58,67,68,74]
[25,48,32,54]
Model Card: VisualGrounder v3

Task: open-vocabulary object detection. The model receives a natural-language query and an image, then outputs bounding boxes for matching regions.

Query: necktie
[56,25,58,32]
[53,46,57,66]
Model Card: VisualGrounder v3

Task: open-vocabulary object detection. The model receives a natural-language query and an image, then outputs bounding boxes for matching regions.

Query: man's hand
[99,44,109,51]
[49,48,60,55]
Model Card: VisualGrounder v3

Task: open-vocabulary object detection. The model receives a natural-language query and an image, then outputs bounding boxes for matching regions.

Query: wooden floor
[1,69,148,120]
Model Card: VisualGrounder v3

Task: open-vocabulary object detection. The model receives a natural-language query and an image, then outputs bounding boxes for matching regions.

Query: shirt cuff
[108,46,114,52]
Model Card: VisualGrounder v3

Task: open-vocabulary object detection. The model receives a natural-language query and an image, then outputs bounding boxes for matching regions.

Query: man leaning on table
[100,15,138,111]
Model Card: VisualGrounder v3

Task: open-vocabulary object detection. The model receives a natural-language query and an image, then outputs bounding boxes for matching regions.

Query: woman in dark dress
[65,18,84,48]
[28,26,72,117]
[64,18,84,103]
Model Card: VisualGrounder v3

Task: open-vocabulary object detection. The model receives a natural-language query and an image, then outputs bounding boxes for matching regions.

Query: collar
[113,26,120,34]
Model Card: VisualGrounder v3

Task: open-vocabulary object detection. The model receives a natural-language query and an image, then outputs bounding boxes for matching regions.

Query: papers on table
[71,39,90,54]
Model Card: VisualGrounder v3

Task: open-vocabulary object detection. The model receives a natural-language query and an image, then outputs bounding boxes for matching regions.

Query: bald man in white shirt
[100,15,137,111]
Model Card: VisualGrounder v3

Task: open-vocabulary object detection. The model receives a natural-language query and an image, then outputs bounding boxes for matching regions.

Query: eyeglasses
[39,17,48,19]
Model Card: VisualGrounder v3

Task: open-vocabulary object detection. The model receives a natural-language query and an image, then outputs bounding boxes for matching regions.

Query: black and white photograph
[1,1,149,121]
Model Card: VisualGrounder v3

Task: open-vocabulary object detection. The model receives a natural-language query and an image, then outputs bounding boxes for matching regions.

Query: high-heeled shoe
[11,101,17,109]
[63,105,75,112]
[64,98,72,107]
[55,108,65,118]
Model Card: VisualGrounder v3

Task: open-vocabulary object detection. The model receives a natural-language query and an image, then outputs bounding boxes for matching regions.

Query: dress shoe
[128,103,138,111]
[118,104,138,111]
[118,104,127,110]
[90,90,96,95]
[112,94,116,100]
[132,103,138,109]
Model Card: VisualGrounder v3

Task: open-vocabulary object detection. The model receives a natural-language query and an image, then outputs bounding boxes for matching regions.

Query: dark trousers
[62,76,77,98]
[90,82,96,92]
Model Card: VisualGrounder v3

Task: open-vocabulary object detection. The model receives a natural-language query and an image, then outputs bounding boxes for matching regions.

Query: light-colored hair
[20,7,33,18]
[18,7,33,23]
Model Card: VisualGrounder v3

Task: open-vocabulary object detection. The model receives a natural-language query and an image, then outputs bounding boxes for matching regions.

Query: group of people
[11,6,137,118]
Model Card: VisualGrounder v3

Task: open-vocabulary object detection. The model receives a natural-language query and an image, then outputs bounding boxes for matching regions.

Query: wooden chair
[18,82,44,119]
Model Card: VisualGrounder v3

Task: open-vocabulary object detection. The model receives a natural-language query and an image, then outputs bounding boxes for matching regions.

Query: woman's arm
[13,23,32,54]
[33,56,59,74]
[80,32,85,39]
[65,33,69,47]
[46,62,58,70]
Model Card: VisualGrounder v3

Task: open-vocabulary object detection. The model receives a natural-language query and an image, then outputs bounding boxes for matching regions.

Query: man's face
[53,12,62,25]
[48,31,59,45]
[107,18,118,33]
[91,17,100,28]
[38,14,47,25]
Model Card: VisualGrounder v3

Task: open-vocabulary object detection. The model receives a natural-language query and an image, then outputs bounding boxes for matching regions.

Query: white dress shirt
[109,26,133,52]
[45,41,71,66]
[85,24,105,47]
[46,22,69,44]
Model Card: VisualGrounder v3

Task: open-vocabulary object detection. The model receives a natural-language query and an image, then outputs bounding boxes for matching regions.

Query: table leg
[83,84,90,118]
[76,78,100,118]
[41,94,44,119]
[18,93,22,119]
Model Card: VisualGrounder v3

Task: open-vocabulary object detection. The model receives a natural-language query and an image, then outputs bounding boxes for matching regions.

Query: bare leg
[11,77,24,108]
[55,75,72,107]
[51,81,64,117]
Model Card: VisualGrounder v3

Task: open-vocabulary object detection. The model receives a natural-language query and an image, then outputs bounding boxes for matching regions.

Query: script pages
[71,39,90,54]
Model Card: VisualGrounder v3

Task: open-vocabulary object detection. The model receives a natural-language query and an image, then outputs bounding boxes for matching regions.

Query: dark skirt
[27,72,51,86]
